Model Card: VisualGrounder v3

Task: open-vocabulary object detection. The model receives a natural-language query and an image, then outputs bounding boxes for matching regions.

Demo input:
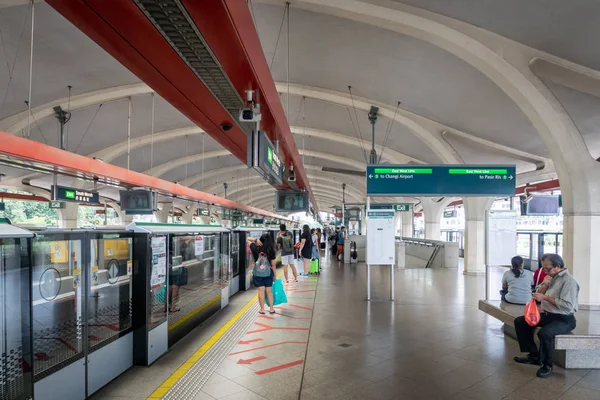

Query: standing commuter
[311,229,320,261]
[277,224,298,283]
[299,224,313,274]
[513,254,579,378]
[248,234,276,315]
[336,227,346,260]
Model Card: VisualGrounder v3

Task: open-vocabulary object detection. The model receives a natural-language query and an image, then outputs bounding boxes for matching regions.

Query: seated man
[513,253,579,378]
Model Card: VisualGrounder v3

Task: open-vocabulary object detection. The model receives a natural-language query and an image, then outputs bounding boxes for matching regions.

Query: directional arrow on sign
[237,356,266,365]
[368,174,373,178]
[509,175,513,180]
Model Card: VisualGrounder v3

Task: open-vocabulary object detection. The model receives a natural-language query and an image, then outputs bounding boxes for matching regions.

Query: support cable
[74,104,102,154]
[150,92,155,169]
[0,8,28,114]
[65,85,71,148]
[378,101,401,164]
[269,3,288,71]
[26,0,34,139]
[127,97,131,169]
[347,86,368,163]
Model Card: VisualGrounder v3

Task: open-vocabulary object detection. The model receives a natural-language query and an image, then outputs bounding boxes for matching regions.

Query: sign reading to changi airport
[275,190,309,212]
[248,130,283,185]
[52,185,99,204]
[366,165,516,197]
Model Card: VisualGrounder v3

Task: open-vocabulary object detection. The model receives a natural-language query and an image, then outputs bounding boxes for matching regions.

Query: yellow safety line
[147,272,283,399]
[168,295,221,331]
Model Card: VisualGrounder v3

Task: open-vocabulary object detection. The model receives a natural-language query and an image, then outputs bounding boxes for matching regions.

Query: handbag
[265,279,288,306]
[524,298,541,326]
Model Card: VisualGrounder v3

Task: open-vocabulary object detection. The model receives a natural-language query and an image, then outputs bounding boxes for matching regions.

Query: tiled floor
[95,254,600,400]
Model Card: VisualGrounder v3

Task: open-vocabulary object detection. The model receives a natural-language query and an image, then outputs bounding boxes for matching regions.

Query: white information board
[366,210,396,265]
[486,210,517,266]
[151,235,167,288]
[195,235,205,256]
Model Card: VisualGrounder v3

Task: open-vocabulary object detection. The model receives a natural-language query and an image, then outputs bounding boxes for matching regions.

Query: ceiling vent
[135,0,251,133]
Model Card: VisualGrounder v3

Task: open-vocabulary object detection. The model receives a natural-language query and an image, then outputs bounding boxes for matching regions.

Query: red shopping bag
[524,299,541,326]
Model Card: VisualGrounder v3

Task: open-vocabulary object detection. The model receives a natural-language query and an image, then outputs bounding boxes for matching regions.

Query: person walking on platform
[277,224,298,283]
[336,226,346,261]
[248,234,276,315]
[299,224,313,274]
[513,254,579,378]
[311,229,320,261]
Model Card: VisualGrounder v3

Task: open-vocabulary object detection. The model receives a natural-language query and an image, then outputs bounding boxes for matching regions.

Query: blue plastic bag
[155,285,167,304]
[266,279,287,306]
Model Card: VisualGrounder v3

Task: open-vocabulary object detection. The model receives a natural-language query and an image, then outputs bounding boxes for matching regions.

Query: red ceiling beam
[176,0,316,209]
[46,0,316,210]
[0,132,289,220]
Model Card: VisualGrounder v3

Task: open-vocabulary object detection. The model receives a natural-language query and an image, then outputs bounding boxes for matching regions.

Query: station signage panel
[52,185,99,204]
[366,165,516,197]
[369,204,411,211]
[444,210,457,218]
[248,130,283,185]
[197,208,210,216]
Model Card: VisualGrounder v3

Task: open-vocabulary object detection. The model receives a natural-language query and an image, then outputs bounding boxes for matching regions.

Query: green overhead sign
[366,165,516,196]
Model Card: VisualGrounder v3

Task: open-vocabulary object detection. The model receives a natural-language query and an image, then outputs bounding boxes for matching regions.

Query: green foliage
[2,199,57,226]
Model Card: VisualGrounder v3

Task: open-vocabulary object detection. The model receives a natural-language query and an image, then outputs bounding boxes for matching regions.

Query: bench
[479,300,600,369]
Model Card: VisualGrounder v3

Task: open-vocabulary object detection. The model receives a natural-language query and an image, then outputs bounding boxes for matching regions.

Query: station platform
[92,254,600,400]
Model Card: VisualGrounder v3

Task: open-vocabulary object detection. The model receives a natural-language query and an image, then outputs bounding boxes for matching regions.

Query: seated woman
[532,260,548,292]
[500,256,534,305]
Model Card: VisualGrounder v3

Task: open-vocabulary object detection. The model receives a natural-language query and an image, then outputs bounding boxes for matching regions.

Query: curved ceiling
[0,1,599,214]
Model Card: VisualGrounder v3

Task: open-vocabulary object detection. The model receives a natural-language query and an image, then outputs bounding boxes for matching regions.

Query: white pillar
[420,198,449,241]
[58,203,79,228]
[401,206,414,238]
[182,211,194,224]
[155,205,170,223]
[198,216,211,225]
[564,214,600,310]
[463,197,494,276]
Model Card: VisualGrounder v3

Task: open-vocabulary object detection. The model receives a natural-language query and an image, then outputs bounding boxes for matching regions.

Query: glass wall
[31,234,84,381]
[0,238,33,400]
[167,234,220,328]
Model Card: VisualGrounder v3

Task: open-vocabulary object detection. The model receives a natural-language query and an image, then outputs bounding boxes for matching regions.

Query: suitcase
[309,258,320,274]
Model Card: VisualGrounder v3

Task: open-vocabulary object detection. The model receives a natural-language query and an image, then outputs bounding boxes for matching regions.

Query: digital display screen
[119,190,155,214]
[526,195,560,216]
[275,191,309,212]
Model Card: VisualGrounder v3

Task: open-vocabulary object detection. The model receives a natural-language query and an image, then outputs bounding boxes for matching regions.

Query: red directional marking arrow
[255,360,304,375]
[247,322,309,334]
[239,339,263,345]
[229,341,306,356]
[237,356,266,365]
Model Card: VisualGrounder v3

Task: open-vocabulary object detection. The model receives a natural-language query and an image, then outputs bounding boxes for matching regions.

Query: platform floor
[93,254,600,400]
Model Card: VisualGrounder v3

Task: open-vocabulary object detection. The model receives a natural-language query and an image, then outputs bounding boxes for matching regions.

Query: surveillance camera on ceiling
[239,107,261,123]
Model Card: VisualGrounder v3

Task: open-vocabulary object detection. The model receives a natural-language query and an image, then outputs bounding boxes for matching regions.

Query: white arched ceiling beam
[143,150,230,177]
[268,0,597,215]
[225,181,363,203]
[279,83,551,168]
[291,126,423,164]
[205,172,364,197]
[240,191,344,209]
[276,83,461,164]
[0,83,152,134]
[146,148,363,179]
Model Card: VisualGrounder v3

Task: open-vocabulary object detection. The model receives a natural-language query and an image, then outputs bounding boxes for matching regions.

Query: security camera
[239,107,261,122]
[221,122,233,131]
[287,165,296,182]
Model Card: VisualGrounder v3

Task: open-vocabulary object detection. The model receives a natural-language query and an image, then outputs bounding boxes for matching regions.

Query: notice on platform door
[195,235,204,256]
[151,236,167,287]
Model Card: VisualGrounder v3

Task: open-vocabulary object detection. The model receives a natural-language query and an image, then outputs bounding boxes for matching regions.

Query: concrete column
[564,214,600,310]
[401,206,414,238]
[182,211,194,224]
[58,203,79,229]
[420,198,449,241]
[463,197,494,276]
[155,205,171,223]
[198,216,211,225]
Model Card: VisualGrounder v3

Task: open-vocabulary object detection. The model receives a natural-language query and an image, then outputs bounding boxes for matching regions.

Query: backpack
[281,233,294,253]
[253,252,272,278]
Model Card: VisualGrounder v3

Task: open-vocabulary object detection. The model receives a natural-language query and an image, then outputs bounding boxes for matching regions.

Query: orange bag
[524,299,541,326]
